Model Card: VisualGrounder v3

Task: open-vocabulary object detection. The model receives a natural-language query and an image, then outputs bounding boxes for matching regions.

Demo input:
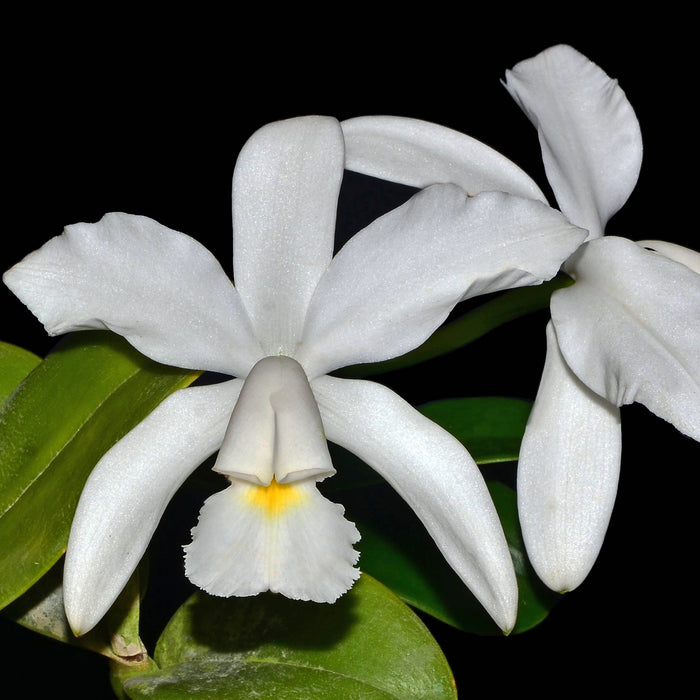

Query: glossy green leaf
[339,274,572,377]
[339,480,559,636]
[118,574,457,699]
[0,340,41,405]
[419,397,532,464]
[0,331,200,610]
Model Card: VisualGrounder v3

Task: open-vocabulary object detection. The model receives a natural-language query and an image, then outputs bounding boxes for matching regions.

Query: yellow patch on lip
[245,477,306,517]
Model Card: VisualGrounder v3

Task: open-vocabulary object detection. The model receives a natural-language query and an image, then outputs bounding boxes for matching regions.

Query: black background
[2,13,697,697]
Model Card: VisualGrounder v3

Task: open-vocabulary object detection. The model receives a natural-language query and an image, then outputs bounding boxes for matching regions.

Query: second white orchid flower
[504,45,700,592]
[341,45,700,594]
[4,115,586,635]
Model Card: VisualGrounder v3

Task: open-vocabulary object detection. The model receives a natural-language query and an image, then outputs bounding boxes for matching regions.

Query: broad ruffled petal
[518,322,622,592]
[312,374,518,633]
[504,44,643,239]
[3,213,261,376]
[231,116,344,355]
[298,184,585,377]
[63,379,243,635]
[341,115,547,201]
[184,476,360,603]
[553,237,700,440]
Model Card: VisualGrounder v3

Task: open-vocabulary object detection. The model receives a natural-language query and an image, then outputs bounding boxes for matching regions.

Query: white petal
[232,116,344,355]
[554,236,700,440]
[184,476,360,603]
[637,239,700,274]
[299,184,585,377]
[3,213,261,376]
[63,379,243,635]
[312,374,518,633]
[504,44,643,239]
[214,356,335,485]
[518,322,621,592]
[341,115,547,201]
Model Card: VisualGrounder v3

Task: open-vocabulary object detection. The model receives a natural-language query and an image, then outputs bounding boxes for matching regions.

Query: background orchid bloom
[341,46,699,594]
[504,45,700,592]
[3,115,586,636]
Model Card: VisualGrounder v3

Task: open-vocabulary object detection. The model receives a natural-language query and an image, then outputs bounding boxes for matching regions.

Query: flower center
[244,477,308,518]
[213,355,335,485]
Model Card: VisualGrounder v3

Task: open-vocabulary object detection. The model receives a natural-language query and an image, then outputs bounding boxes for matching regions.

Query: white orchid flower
[3,115,586,636]
[503,45,700,592]
[341,46,700,594]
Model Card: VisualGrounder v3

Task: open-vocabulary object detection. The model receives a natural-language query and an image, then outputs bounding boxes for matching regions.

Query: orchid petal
[63,379,243,635]
[504,44,643,239]
[312,374,518,633]
[184,476,360,603]
[341,115,547,201]
[518,322,621,592]
[214,356,335,485]
[3,213,261,376]
[553,236,700,441]
[299,184,585,377]
[232,116,344,355]
[637,239,700,274]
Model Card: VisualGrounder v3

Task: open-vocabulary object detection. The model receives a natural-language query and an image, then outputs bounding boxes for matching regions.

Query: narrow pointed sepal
[63,380,243,635]
[517,323,622,592]
[504,44,643,239]
[184,477,360,602]
[312,375,519,633]
[341,115,547,201]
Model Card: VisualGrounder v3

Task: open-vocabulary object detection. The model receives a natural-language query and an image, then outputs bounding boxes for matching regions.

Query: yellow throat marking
[245,477,305,517]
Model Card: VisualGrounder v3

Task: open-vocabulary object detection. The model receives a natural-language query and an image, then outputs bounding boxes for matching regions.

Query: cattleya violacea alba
[339,44,700,593]
[4,114,587,635]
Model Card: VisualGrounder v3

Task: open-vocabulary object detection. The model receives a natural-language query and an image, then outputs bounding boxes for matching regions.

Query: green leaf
[0,331,200,610]
[0,341,42,406]
[118,574,457,699]
[338,274,572,377]
[340,480,559,636]
[419,396,532,464]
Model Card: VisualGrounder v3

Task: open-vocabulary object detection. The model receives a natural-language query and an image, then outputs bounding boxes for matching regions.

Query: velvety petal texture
[637,239,700,274]
[184,476,360,603]
[341,115,547,201]
[504,44,643,239]
[553,237,700,440]
[232,116,344,356]
[517,323,622,592]
[313,375,518,633]
[299,184,585,377]
[64,380,243,634]
[3,213,262,377]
